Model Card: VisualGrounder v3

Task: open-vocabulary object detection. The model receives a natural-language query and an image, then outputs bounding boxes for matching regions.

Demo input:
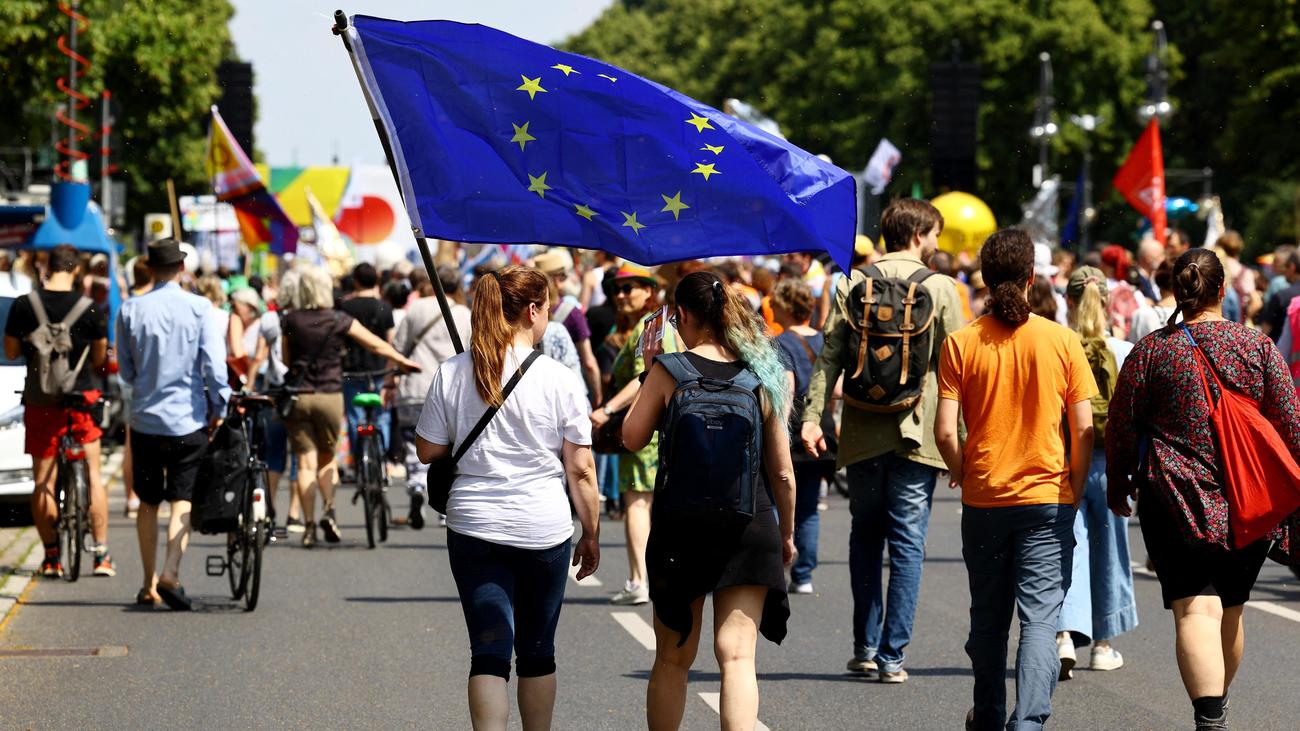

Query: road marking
[568,560,603,587]
[0,645,128,658]
[1132,562,1300,624]
[611,611,656,651]
[697,692,771,731]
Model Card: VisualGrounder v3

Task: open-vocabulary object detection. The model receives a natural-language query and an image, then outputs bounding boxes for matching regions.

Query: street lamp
[1029,52,1057,187]
[1070,113,1104,252]
[1138,20,1173,125]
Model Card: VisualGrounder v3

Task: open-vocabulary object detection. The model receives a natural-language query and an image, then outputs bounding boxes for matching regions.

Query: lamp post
[1070,113,1103,253]
[1029,52,1057,188]
[1139,20,1173,125]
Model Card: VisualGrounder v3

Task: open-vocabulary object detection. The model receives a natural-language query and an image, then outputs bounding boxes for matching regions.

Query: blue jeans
[789,463,824,585]
[848,453,938,671]
[596,453,620,504]
[1058,451,1138,644]
[343,377,392,459]
[446,529,572,680]
[963,503,1076,731]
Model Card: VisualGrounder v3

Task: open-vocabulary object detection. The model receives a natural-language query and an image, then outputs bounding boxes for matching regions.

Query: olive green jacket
[803,252,965,470]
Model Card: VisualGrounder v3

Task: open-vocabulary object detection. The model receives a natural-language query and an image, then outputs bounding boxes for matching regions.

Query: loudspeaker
[216,61,255,155]
[930,61,980,191]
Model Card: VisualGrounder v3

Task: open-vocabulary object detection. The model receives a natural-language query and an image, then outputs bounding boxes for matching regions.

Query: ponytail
[470,266,548,406]
[1072,280,1107,340]
[674,271,789,420]
[978,229,1035,326]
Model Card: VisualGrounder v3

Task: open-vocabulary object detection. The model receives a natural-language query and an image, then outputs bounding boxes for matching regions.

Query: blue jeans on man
[789,463,824,586]
[848,453,938,672]
[962,503,1076,731]
[343,375,392,463]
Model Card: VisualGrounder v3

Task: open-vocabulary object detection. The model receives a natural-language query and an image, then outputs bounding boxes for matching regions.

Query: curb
[0,527,43,635]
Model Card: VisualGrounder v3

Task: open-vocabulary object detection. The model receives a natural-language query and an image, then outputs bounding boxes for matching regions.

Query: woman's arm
[591,375,641,427]
[347,319,421,373]
[563,439,601,580]
[415,435,450,465]
[228,312,246,359]
[761,403,797,567]
[620,363,671,451]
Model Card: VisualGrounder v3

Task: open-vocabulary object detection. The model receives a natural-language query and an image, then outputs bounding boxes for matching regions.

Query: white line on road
[568,560,603,587]
[697,692,771,731]
[1132,562,1300,624]
[610,611,656,651]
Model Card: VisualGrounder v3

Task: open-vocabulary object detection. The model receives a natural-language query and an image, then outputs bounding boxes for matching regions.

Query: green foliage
[565,0,1157,228]
[0,0,235,228]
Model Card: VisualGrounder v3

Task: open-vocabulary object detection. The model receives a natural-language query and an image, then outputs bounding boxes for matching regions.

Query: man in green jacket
[801,198,965,683]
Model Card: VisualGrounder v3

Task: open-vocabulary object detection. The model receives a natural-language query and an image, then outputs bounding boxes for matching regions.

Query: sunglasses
[668,310,679,328]
[612,283,645,296]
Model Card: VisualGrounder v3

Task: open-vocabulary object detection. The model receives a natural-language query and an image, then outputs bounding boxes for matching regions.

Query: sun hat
[533,249,574,275]
[612,262,658,287]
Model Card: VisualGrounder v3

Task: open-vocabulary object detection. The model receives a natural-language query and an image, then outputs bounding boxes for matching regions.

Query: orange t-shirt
[937,314,1098,507]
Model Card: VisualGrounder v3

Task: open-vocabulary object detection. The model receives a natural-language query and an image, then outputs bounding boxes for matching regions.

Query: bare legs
[83,439,108,545]
[136,499,190,593]
[266,469,302,524]
[295,450,337,523]
[29,455,57,545]
[466,674,556,731]
[648,586,767,731]
[1171,595,1246,700]
[623,491,652,586]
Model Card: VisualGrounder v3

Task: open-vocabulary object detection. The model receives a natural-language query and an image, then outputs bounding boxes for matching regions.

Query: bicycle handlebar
[341,369,400,380]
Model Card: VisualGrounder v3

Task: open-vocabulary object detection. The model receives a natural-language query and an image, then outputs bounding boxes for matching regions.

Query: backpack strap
[25,292,49,327]
[61,296,94,328]
[850,273,876,379]
[551,298,578,325]
[899,279,922,385]
[655,352,700,386]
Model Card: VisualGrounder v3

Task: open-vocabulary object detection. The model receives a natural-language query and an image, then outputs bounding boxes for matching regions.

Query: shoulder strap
[403,310,443,358]
[25,292,49,326]
[61,296,94,327]
[452,350,542,464]
[288,311,342,386]
[654,352,699,385]
[789,331,818,365]
[551,299,578,325]
[906,267,937,285]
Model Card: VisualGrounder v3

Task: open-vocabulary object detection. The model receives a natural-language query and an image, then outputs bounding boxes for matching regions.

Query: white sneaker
[1057,634,1076,680]
[610,581,650,605]
[788,581,814,594]
[1089,646,1124,671]
[845,655,878,673]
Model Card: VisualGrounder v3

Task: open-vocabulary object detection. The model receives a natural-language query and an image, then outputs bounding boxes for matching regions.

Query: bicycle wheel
[365,437,388,544]
[359,436,378,548]
[60,464,86,582]
[243,470,265,611]
[227,478,252,600]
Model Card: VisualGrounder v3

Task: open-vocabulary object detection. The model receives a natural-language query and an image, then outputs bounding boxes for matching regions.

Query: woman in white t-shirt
[415,266,600,731]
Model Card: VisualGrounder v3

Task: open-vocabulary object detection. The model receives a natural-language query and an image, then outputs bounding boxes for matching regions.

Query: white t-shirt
[416,344,592,549]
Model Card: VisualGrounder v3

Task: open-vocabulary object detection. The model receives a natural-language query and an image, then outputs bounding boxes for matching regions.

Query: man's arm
[198,307,232,420]
[3,336,19,362]
[801,273,849,455]
[576,338,602,406]
[935,397,963,489]
[116,309,135,385]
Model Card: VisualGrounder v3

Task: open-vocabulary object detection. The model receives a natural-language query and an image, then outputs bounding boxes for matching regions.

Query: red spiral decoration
[54,2,91,181]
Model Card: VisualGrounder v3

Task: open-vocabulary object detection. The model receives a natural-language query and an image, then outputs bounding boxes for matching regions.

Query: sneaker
[1194,711,1229,731]
[320,510,342,543]
[788,580,814,595]
[408,491,426,530]
[285,516,306,534]
[40,552,62,578]
[1057,634,1076,680]
[609,581,650,605]
[879,668,908,684]
[845,655,878,674]
[302,522,317,549]
[965,708,977,731]
[93,552,117,577]
[124,497,140,519]
[271,521,288,542]
[1089,645,1124,671]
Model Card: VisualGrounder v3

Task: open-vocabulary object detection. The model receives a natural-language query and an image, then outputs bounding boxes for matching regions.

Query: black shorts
[1139,491,1269,609]
[131,429,209,505]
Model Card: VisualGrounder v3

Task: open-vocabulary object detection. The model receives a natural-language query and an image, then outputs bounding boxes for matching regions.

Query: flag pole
[331,10,464,355]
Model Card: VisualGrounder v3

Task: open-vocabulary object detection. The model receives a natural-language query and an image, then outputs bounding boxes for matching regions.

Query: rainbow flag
[206,106,298,255]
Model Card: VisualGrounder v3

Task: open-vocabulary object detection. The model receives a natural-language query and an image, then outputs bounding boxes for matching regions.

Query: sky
[228,0,615,168]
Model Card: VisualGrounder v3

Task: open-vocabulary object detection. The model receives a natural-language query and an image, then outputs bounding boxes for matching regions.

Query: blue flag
[346,16,856,269]
[1060,168,1084,248]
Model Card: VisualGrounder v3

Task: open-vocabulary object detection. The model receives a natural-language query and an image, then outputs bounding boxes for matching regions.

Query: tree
[0,0,236,232]
[564,0,1159,232]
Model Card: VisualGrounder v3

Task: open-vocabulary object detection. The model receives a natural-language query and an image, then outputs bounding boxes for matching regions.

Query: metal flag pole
[331,9,465,354]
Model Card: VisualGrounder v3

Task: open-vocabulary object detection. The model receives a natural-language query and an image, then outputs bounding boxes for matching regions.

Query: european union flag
[346,16,856,269]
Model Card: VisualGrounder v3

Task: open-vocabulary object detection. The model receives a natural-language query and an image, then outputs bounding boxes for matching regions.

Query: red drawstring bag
[1184,325,1300,548]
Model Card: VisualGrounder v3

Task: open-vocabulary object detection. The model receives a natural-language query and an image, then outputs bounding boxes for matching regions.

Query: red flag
[1112,119,1167,243]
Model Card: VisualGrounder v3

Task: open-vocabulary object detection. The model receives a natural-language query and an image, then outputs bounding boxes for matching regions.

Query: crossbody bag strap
[452,350,542,464]
[403,311,443,358]
[789,330,818,365]
[287,311,342,389]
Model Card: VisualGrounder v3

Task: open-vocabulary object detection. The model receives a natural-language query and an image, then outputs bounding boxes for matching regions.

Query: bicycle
[52,392,103,582]
[205,392,274,611]
[343,370,394,549]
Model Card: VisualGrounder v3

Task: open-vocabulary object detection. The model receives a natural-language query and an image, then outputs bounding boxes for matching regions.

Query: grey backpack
[23,293,94,405]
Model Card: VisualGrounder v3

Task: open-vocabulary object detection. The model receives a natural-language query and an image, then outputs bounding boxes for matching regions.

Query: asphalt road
[1,474,1298,730]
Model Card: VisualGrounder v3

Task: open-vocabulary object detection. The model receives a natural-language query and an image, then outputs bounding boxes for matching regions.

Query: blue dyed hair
[674,271,789,420]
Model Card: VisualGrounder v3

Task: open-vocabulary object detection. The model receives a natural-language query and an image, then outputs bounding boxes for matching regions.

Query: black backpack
[655,353,764,525]
[842,265,938,413]
[191,419,249,535]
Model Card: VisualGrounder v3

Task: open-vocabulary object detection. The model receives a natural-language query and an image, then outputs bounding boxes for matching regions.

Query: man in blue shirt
[117,239,230,610]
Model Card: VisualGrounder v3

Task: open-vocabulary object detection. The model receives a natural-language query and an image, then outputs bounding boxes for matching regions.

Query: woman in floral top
[1106,249,1300,730]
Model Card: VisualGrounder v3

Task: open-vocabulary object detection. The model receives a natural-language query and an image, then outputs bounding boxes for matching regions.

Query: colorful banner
[207,106,299,254]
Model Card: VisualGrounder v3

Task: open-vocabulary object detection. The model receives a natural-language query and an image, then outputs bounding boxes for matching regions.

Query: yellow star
[597,73,618,83]
[510,121,537,152]
[621,211,645,235]
[690,162,720,181]
[660,191,690,221]
[516,75,547,100]
[526,171,552,198]
[685,113,714,133]
[700,144,725,155]
[551,63,579,76]
[574,203,597,220]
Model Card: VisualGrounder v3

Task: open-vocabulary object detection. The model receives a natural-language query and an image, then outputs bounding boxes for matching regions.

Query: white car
[0,282,36,507]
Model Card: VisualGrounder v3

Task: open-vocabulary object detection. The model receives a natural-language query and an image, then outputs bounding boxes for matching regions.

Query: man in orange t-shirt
[934,230,1096,731]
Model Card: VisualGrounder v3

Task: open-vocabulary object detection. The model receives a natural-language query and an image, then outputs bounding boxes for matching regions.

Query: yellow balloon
[931,191,997,255]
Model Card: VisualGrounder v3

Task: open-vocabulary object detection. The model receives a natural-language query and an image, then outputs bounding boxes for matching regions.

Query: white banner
[863,139,902,195]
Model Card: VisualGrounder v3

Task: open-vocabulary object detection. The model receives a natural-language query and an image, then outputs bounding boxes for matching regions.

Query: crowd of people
[4,196,1300,730]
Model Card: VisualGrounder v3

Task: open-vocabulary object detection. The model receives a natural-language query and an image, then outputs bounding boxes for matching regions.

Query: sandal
[156,582,193,611]
[136,588,159,606]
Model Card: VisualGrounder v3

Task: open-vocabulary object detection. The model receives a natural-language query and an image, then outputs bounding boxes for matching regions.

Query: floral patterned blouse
[1107,320,1300,564]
